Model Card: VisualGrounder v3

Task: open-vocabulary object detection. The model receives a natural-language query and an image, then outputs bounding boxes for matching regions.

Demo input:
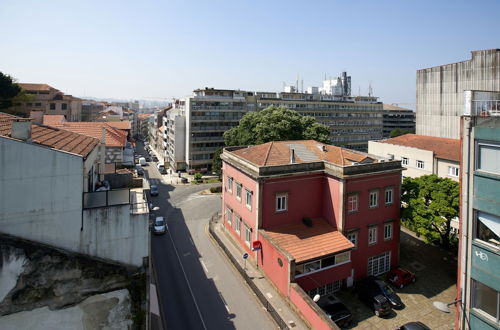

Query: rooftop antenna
[368,81,373,97]
[301,80,304,93]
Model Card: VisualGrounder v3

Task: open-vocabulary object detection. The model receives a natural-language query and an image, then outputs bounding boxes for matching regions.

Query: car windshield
[155,219,164,226]
[151,185,158,191]
[382,284,395,295]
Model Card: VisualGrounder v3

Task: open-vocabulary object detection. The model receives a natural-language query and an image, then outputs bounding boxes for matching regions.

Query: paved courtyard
[335,228,457,329]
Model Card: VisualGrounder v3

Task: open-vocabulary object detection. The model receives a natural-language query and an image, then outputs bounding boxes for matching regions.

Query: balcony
[83,189,131,209]
[470,99,500,117]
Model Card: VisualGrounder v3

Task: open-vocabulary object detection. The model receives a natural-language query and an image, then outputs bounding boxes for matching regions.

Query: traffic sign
[243,253,249,259]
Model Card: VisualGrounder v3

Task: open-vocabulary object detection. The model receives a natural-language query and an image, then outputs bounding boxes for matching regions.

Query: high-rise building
[457,90,500,330]
[382,104,415,137]
[416,49,500,139]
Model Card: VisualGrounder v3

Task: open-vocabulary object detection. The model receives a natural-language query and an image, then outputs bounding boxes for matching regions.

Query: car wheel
[375,310,380,317]
[399,284,404,289]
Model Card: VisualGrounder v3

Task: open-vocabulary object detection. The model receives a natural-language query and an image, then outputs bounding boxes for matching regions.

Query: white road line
[200,259,209,273]
[217,291,230,313]
[189,238,195,246]
[167,231,207,330]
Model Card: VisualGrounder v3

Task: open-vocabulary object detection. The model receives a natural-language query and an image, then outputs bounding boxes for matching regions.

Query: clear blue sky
[1,0,499,108]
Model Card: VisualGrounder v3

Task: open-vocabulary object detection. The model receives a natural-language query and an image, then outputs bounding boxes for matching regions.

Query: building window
[369,190,378,208]
[295,251,351,277]
[368,226,378,245]
[416,160,424,169]
[385,188,393,205]
[245,189,252,210]
[401,157,409,165]
[448,166,459,177]
[347,231,358,249]
[276,193,288,212]
[235,215,241,234]
[475,211,500,249]
[477,143,500,175]
[304,260,321,273]
[50,103,56,110]
[226,207,233,226]
[347,194,358,212]
[227,176,233,193]
[472,280,499,322]
[384,223,393,240]
[368,252,391,276]
[236,182,242,201]
[34,102,42,107]
[244,224,251,246]
[61,103,67,110]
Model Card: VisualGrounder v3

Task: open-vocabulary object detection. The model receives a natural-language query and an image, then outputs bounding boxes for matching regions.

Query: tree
[223,106,330,146]
[401,175,459,249]
[0,72,22,110]
[390,128,414,138]
[212,147,223,177]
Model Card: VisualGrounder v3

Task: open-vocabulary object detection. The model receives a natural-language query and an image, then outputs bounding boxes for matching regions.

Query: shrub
[210,186,222,193]
[194,173,203,182]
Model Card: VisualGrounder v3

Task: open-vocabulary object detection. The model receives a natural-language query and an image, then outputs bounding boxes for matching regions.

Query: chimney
[290,148,296,164]
[322,145,327,152]
[11,119,32,141]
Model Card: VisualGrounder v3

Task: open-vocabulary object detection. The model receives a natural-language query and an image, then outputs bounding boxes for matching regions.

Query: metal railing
[471,99,500,116]
[83,188,131,209]
[208,213,289,329]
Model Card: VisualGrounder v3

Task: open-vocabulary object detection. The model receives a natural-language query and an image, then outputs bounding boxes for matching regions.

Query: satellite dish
[433,301,451,313]
[313,294,320,302]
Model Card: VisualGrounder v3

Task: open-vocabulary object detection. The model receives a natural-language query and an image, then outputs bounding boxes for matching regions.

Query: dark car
[152,155,158,162]
[387,268,416,289]
[136,167,144,176]
[150,185,159,196]
[367,276,403,309]
[396,322,431,330]
[355,279,393,317]
[145,156,151,162]
[316,295,352,328]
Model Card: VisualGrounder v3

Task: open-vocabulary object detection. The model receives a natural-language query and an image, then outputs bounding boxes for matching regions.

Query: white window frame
[384,222,393,240]
[236,182,242,201]
[401,157,409,165]
[368,251,391,276]
[235,215,241,235]
[448,166,459,177]
[226,207,233,226]
[385,187,393,205]
[368,226,378,245]
[244,224,251,246]
[245,189,252,210]
[227,176,233,192]
[347,194,358,213]
[347,231,358,249]
[416,160,424,169]
[369,190,378,208]
[276,193,288,212]
[476,142,500,175]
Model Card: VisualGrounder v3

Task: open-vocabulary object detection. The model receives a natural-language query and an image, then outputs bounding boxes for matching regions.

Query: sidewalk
[208,215,309,330]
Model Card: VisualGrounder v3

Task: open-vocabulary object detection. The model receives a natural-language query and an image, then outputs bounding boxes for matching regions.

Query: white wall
[437,158,460,182]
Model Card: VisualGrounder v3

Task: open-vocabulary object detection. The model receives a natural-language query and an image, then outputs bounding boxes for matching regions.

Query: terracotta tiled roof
[48,122,127,147]
[231,140,376,167]
[43,115,66,125]
[18,83,57,92]
[138,114,152,120]
[261,218,354,263]
[379,134,460,162]
[107,121,132,130]
[0,112,99,158]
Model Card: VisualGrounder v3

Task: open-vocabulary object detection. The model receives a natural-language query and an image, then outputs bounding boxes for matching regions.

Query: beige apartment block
[368,134,460,181]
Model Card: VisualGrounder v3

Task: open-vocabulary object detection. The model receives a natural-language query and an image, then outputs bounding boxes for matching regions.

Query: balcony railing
[470,99,500,116]
[83,189,131,209]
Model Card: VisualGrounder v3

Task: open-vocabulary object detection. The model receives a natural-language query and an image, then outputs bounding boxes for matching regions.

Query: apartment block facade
[382,104,415,137]
[457,90,500,330]
[416,49,500,139]
[221,140,402,326]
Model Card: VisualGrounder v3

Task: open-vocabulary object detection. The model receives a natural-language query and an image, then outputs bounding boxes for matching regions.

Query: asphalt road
[137,144,275,330]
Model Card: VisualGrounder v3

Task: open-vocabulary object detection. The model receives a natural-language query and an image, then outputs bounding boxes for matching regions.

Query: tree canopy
[389,128,414,138]
[211,147,223,177]
[223,106,330,146]
[401,174,459,249]
[0,72,22,110]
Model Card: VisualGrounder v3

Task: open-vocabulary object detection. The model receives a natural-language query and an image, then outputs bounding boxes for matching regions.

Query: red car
[387,268,416,289]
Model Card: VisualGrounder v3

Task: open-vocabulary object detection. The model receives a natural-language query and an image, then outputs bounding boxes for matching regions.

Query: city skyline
[1,0,499,108]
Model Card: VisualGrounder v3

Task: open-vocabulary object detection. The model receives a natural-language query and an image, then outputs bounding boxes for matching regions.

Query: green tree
[389,128,414,138]
[223,106,330,146]
[401,175,459,249]
[211,147,223,177]
[0,72,22,110]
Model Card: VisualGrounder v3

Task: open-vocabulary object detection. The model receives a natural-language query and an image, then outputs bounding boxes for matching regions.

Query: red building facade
[221,140,402,305]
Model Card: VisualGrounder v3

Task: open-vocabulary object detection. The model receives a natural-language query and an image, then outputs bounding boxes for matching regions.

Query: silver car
[153,216,166,235]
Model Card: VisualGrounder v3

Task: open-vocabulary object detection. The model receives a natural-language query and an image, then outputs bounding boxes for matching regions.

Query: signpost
[243,253,249,270]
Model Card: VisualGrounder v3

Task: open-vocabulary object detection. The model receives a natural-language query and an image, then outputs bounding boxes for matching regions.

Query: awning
[478,212,500,238]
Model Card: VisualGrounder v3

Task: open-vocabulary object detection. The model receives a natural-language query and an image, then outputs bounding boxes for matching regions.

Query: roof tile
[379,134,460,162]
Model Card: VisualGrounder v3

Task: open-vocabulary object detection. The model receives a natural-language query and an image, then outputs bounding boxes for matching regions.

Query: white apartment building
[164,100,186,171]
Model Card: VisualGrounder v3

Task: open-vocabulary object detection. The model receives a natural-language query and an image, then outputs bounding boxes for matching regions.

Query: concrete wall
[82,205,148,267]
[289,284,338,330]
[416,49,500,139]
[368,140,434,178]
[436,158,460,182]
[105,146,123,164]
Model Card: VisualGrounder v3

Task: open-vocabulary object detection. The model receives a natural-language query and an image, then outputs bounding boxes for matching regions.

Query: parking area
[334,228,457,329]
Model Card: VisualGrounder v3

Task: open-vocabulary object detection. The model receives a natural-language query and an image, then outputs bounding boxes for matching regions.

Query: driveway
[334,228,457,329]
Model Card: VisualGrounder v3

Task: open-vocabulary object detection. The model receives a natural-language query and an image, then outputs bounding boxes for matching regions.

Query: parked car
[153,216,166,235]
[363,276,403,309]
[157,163,166,174]
[152,155,158,162]
[387,268,416,289]
[396,322,431,330]
[136,166,144,176]
[316,294,352,328]
[355,278,393,317]
[145,156,151,162]
[150,185,159,196]
[139,157,147,166]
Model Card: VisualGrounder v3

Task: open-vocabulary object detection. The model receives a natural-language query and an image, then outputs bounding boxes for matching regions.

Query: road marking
[218,291,230,313]
[183,252,191,257]
[189,238,195,246]
[200,259,208,273]
[166,230,207,330]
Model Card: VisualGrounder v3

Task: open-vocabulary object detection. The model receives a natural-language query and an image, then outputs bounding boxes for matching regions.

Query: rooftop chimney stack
[11,119,32,142]
[290,149,296,164]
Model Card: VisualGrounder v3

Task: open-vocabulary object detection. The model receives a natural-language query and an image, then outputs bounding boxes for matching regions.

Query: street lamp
[433,299,461,313]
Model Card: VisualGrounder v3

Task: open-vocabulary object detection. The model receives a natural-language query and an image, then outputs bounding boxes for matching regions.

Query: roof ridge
[263,141,273,166]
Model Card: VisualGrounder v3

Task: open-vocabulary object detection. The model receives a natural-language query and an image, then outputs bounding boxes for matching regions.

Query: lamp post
[433,299,461,313]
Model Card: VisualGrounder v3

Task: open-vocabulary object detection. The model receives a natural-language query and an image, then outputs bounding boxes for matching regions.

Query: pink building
[221,140,403,327]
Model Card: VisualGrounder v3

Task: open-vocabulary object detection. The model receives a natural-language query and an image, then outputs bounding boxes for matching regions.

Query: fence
[208,213,289,329]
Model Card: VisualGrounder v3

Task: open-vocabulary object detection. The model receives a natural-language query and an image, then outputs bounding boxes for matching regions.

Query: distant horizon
[1,0,499,109]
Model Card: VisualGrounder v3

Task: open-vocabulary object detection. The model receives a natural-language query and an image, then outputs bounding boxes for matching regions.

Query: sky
[1,0,499,108]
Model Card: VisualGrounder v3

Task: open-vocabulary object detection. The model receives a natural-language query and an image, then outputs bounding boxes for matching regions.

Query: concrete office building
[164,100,187,171]
[457,90,500,330]
[416,49,500,139]
[382,104,415,137]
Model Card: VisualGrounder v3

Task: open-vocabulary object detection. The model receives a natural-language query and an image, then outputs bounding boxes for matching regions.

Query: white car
[153,216,166,235]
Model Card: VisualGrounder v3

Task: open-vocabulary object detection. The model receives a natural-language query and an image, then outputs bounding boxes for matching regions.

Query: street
[137,143,275,330]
